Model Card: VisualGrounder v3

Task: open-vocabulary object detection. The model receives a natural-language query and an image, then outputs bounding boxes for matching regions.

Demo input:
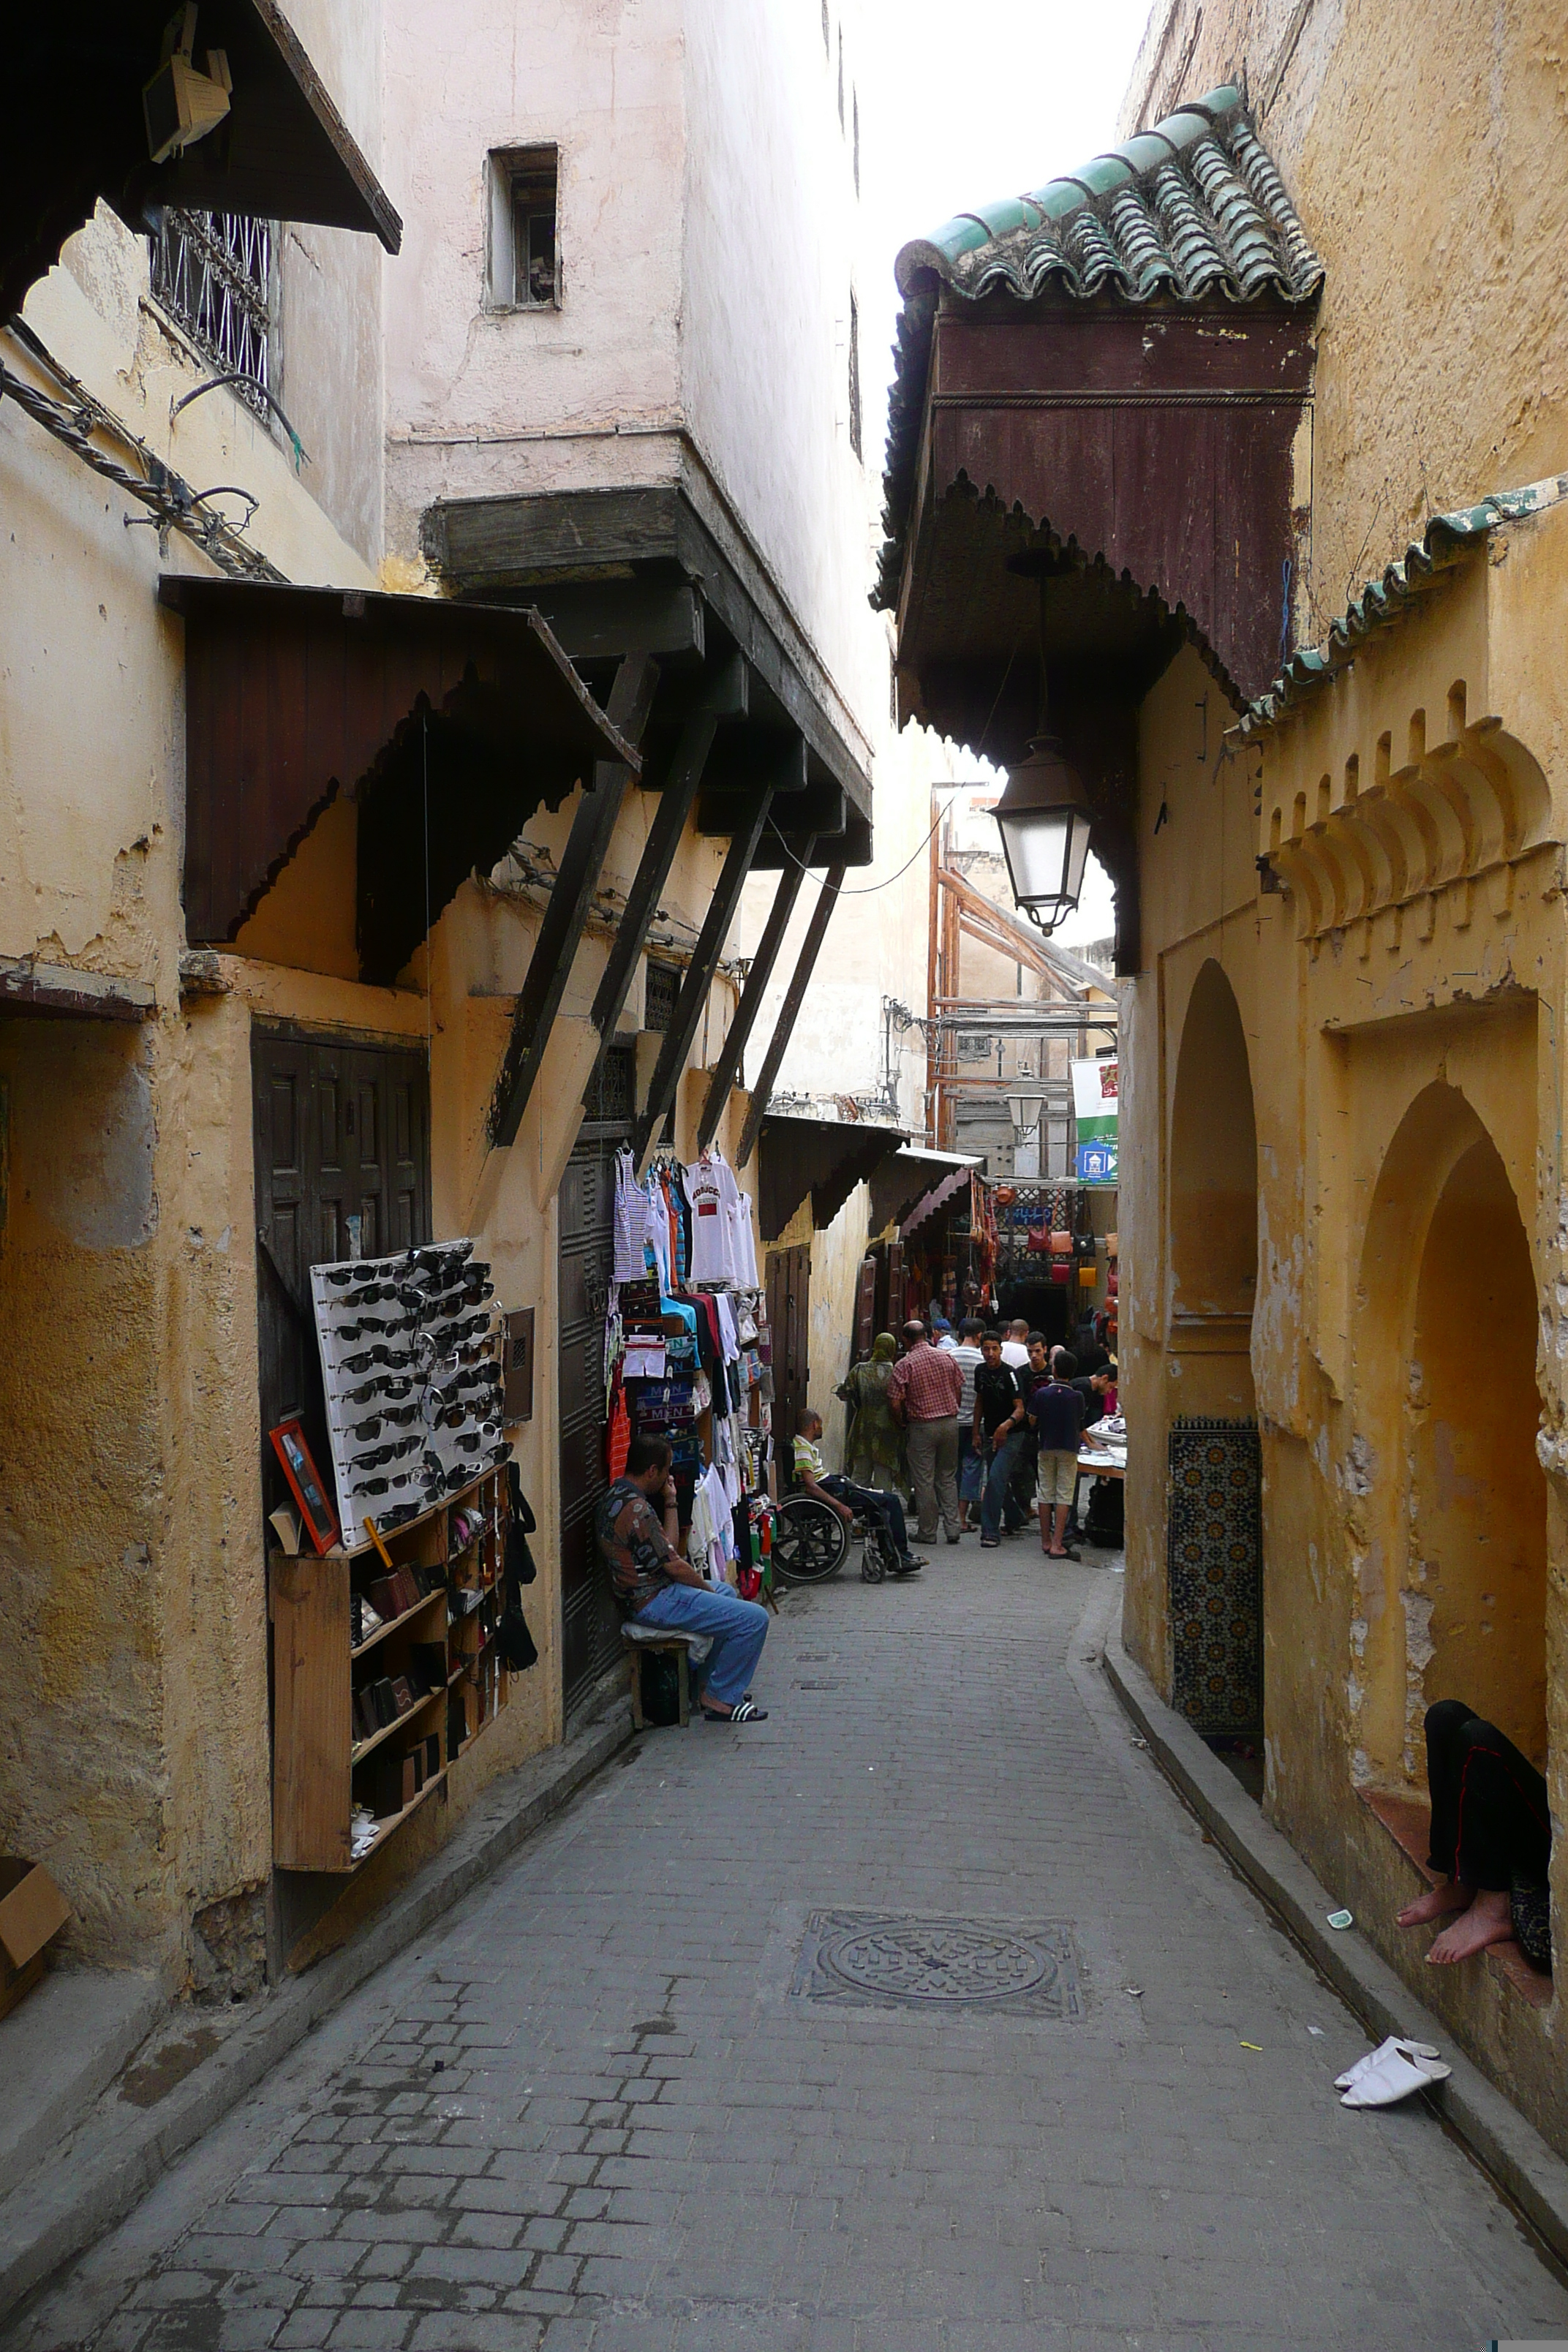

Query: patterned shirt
[886,1341,964,1423]
[595,1475,676,1612]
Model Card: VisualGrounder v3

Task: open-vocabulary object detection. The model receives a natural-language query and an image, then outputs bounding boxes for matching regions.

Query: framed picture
[269,1420,339,1555]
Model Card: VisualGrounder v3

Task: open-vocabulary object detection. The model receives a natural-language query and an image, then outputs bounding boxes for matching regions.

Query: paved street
[15,1542,1568,2352]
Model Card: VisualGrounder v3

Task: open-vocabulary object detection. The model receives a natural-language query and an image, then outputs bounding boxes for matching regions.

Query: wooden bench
[621,1621,711,1730]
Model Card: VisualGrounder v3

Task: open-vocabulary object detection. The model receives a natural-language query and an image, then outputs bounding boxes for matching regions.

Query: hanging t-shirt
[727,1165,760,1287]
[611,1147,649,1285]
[684,1156,733,1284]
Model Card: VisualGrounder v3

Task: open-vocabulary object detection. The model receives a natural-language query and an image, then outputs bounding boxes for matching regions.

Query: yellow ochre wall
[1122,511,1568,2151]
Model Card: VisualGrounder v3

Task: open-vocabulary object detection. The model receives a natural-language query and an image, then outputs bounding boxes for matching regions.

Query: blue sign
[1076,1141,1117,1185]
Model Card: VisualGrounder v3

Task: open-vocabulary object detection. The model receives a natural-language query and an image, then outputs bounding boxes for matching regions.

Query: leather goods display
[1049,1230,1073,1257]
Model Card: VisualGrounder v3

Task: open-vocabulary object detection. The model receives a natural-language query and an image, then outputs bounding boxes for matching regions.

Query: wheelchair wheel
[772,1493,850,1585]
[859,1524,887,1585]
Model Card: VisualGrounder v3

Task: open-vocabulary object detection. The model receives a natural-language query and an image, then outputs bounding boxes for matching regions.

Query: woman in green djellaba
[837,1331,906,1494]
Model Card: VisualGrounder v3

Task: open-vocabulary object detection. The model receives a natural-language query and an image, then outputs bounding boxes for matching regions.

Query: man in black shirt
[1073,1366,1115,1433]
[972,1332,1028,1546]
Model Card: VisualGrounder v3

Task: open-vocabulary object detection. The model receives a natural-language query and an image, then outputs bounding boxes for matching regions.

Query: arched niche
[1169,960,1258,1324]
[1354,1082,1546,1775]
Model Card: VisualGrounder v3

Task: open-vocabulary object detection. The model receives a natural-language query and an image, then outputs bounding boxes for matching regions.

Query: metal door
[557,1046,635,1719]
[252,1028,430,1520]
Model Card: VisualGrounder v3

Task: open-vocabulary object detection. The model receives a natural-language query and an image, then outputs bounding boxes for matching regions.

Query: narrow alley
[15,1552,1566,2352]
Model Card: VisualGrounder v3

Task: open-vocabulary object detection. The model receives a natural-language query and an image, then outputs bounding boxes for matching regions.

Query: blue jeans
[981,1428,1028,1539]
[820,1473,913,1563]
[635,1582,769,1708]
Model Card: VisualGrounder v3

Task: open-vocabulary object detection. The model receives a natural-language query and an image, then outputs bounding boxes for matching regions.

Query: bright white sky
[856,0,1153,948]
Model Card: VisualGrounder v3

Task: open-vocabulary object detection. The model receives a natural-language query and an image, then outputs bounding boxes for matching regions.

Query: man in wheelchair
[793,1408,924,1578]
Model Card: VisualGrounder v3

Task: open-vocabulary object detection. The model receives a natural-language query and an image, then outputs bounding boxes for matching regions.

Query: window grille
[644,961,679,1033]
[582,1044,635,1130]
[957,1033,993,1063]
[149,209,273,418]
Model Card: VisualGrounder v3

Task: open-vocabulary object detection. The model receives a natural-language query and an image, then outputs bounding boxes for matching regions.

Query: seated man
[1397,1699,1551,1970]
[793,1408,924,1576]
[596,1434,770,1723]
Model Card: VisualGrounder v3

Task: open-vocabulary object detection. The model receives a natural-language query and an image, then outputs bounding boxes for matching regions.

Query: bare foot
[1397,1881,1470,1929]
[1426,1888,1514,1964]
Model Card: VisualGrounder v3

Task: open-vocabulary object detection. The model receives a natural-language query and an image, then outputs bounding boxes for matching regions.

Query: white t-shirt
[1000,1341,1030,1371]
[683,1156,734,1284]
[950,1341,984,1422]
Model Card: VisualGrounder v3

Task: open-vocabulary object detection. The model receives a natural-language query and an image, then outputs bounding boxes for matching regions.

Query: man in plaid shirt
[886,1319,964,1545]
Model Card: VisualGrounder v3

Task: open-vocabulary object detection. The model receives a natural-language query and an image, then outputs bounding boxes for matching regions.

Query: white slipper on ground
[1333,2036,1441,2091]
[1339,2046,1451,2108]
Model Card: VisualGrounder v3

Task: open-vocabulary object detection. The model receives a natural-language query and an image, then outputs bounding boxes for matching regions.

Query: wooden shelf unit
[271,1466,512,1873]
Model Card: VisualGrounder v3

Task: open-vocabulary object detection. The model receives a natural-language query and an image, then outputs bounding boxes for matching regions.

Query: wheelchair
[771,1490,901,1586]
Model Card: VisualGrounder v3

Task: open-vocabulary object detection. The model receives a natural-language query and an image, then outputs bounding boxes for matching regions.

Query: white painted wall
[382,0,884,758]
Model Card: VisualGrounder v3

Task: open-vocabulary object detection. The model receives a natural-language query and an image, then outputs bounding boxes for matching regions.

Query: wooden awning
[4,1,401,318]
[162,577,637,986]
[870,1147,979,1237]
[758,1114,908,1244]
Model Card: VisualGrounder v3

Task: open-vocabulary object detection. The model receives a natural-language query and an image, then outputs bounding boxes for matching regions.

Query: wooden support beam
[487,651,660,1148]
[576,703,721,1108]
[736,863,846,1170]
[694,834,815,1153]
[633,783,778,1161]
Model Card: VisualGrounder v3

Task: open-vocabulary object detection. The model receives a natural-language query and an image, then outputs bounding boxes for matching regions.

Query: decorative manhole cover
[791,1910,1084,2018]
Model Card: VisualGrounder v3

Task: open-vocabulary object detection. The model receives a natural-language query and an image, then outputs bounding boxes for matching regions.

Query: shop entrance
[558,1047,636,1721]
[766,1244,811,1481]
[252,1026,430,1523]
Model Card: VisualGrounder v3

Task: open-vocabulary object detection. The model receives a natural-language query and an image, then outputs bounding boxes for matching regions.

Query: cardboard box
[0,1858,70,2020]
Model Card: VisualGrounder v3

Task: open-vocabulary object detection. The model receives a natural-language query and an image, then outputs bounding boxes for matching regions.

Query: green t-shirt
[794,1434,825,1481]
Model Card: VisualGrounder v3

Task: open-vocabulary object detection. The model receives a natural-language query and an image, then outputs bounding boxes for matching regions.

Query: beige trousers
[905,1414,960,1542]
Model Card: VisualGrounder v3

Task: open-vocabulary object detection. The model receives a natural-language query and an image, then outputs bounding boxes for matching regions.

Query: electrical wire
[0,314,282,583]
[765,808,950,896]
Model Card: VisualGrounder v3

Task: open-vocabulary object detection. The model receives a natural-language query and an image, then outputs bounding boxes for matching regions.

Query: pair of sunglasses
[402,1240,474,1278]
[349,1403,423,1440]
[452,1423,503,1455]
[350,1434,422,1471]
[334,1313,415,1341]
[343,1374,415,1405]
[336,1279,400,1308]
[357,1469,420,1497]
[342,1344,401,1376]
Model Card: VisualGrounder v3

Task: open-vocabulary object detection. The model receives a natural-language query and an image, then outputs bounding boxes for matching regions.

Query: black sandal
[700,1697,769,1722]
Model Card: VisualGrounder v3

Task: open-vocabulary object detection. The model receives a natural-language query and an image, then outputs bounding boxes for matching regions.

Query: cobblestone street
[15,1547,1568,2352]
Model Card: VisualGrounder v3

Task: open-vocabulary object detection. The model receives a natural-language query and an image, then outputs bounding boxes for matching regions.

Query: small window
[644,961,680,1033]
[486,145,559,310]
[848,290,862,461]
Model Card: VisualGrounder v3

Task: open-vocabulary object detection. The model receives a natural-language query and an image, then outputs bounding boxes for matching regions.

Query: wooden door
[252,1028,430,1520]
[853,1255,876,1360]
[557,1044,636,1720]
[766,1243,810,1482]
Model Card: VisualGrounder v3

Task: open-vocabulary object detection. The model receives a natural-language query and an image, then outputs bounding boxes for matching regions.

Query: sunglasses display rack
[310,1237,512,1551]
[270,1461,514,1880]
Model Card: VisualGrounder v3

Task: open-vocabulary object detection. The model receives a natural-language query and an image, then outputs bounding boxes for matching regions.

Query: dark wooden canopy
[870,1148,978,1238]
[758,1115,908,1245]
[4,0,401,319]
[162,577,636,986]
[879,88,1322,976]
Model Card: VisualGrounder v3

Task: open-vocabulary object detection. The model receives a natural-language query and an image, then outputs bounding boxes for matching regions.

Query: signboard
[1071,1055,1118,1184]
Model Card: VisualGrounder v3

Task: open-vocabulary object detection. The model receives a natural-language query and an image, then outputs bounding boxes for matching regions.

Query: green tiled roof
[875,86,1323,611]
[1237,475,1568,741]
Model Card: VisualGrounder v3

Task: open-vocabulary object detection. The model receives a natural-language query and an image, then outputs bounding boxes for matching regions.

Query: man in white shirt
[1000,1319,1031,1371]
[950,1317,986,1532]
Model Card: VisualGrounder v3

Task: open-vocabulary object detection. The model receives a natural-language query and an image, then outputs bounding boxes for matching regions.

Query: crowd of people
[833,1313,1117,1558]
[595,1311,1119,1733]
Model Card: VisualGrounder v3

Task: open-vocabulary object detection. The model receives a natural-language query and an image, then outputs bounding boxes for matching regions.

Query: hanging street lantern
[991,732,1094,935]
[1005,1089,1047,1136]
